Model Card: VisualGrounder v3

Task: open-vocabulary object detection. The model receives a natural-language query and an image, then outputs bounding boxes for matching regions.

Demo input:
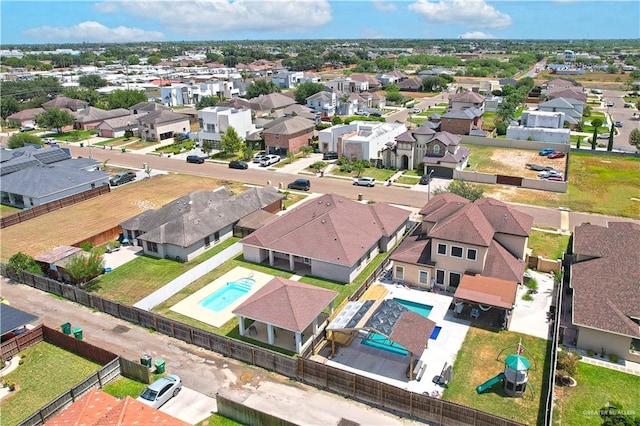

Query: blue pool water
[430,326,442,340]
[361,333,409,356]
[394,298,433,318]
[199,278,255,312]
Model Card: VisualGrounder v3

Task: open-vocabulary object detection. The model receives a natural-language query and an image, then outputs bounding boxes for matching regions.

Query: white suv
[353,177,376,187]
[260,154,280,167]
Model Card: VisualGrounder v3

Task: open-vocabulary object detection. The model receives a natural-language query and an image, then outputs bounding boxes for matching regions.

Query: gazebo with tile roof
[233,277,338,354]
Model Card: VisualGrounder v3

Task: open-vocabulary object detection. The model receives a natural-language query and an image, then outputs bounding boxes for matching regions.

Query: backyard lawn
[554,362,640,426]
[0,342,101,425]
[527,230,570,261]
[0,204,21,217]
[442,328,551,426]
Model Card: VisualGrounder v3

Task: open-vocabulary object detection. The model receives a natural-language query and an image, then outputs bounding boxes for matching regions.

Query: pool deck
[170,267,274,328]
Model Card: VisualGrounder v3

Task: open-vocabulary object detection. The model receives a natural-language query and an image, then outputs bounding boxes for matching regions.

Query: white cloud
[408,0,512,30]
[94,0,333,36]
[459,31,497,39]
[22,21,165,43]
[372,1,397,12]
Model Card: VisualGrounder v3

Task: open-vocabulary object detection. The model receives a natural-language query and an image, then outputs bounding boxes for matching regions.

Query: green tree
[220,126,244,156]
[629,128,640,151]
[300,146,314,157]
[78,74,108,89]
[35,107,75,132]
[0,96,20,120]
[332,115,343,125]
[196,96,219,110]
[106,89,147,109]
[245,80,280,99]
[607,123,615,151]
[62,87,101,106]
[591,117,603,150]
[202,140,214,155]
[7,252,43,276]
[147,54,162,66]
[241,144,254,161]
[65,252,105,284]
[434,179,484,201]
[294,82,326,104]
[7,132,43,149]
[286,150,296,164]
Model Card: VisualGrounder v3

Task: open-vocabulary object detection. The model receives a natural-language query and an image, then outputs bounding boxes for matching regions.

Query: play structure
[476,339,536,397]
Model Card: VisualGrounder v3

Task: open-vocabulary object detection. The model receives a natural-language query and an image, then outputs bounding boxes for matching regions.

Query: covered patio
[233,277,337,354]
[453,274,518,330]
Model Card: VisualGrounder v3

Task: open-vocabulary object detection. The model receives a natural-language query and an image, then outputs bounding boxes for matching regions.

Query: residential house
[281,104,320,124]
[448,91,485,112]
[318,121,406,165]
[397,77,422,92]
[440,108,484,136]
[507,111,570,143]
[121,186,284,262]
[390,193,532,293]
[160,80,239,107]
[262,116,315,155]
[478,80,500,94]
[351,74,382,91]
[544,87,588,104]
[249,92,296,118]
[271,70,305,88]
[197,106,255,148]
[538,97,583,127]
[97,115,138,138]
[72,107,130,130]
[135,109,191,142]
[385,125,468,175]
[6,108,44,127]
[42,96,88,112]
[242,193,411,283]
[129,101,170,115]
[325,77,369,93]
[543,78,576,90]
[0,146,108,209]
[306,91,337,117]
[568,222,640,363]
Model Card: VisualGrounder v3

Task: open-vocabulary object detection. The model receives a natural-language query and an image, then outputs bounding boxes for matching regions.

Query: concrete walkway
[133,242,242,311]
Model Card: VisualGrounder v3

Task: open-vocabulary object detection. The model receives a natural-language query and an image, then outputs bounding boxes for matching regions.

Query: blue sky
[1,0,639,45]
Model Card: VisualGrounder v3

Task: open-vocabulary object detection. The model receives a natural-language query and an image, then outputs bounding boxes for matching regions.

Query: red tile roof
[233,277,338,332]
[454,274,518,309]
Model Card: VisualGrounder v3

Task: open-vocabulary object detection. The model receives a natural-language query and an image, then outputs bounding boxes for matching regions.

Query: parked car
[591,89,602,95]
[109,172,136,186]
[614,120,623,128]
[42,137,56,144]
[136,375,182,408]
[526,163,555,172]
[545,176,564,182]
[547,151,565,159]
[412,108,422,114]
[606,101,615,107]
[538,148,555,156]
[287,178,311,191]
[419,174,433,185]
[353,177,376,187]
[597,133,610,140]
[19,126,35,132]
[260,154,280,167]
[322,151,339,160]
[624,103,633,108]
[538,170,563,179]
[252,151,267,163]
[228,160,248,170]
[186,155,206,164]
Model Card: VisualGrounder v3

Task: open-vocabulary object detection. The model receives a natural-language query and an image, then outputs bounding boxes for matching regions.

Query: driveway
[161,386,216,425]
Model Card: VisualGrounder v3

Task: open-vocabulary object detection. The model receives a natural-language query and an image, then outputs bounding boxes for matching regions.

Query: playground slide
[476,373,505,394]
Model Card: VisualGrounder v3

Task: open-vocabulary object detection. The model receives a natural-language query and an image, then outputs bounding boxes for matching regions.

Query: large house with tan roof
[568,222,640,363]
[241,193,411,283]
[262,116,315,155]
[390,193,532,293]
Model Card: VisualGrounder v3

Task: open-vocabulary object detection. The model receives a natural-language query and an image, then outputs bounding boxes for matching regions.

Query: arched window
[433,145,440,154]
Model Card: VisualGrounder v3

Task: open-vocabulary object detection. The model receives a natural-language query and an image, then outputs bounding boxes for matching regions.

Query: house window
[451,246,463,258]
[449,272,461,289]
[419,270,429,285]
[433,145,440,154]
[395,266,404,280]
[204,236,210,248]
[146,241,158,253]
[467,248,477,261]
[436,269,445,285]
[304,257,311,265]
[150,124,155,129]
[437,243,447,255]
[214,231,220,243]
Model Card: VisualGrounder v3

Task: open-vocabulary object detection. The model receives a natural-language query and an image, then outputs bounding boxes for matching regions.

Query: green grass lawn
[85,238,239,304]
[329,167,396,182]
[101,376,148,398]
[43,130,96,142]
[280,191,307,209]
[528,230,570,260]
[0,204,21,217]
[554,362,640,426]
[442,328,551,426]
[0,342,101,425]
[395,175,420,185]
[122,139,159,150]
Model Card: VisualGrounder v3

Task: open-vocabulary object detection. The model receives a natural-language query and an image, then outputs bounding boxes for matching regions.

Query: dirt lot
[465,144,567,178]
[0,174,233,262]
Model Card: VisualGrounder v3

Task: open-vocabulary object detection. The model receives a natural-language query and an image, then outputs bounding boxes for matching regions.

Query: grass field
[0,342,101,425]
[554,362,640,426]
[442,328,551,426]
[0,174,241,262]
[0,204,21,217]
[528,230,570,260]
[329,167,397,182]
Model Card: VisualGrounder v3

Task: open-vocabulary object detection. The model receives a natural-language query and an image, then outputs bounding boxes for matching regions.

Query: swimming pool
[394,298,433,318]
[361,333,409,356]
[199,278,255,312]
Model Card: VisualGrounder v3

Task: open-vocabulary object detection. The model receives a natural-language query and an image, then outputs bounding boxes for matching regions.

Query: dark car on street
[287,178,311,191]
[109,172,136,186]
[228,160,248,169]
[419,174,433,185]
[186,155,206,164]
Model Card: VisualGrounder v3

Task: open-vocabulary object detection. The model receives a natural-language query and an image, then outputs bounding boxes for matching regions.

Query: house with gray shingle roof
[262,116,315,155]
[241,193,410,283]
[73,107,130,130]
[6,107,45,127]
[42,96,88,112]
[569,222,640,363]
[538,97,584,127]
[249,92,296,118]
[120,186,284,261]
[0,146,107,208]
[390,193,532,293]
[441,107,484,136]
[135,109,190,142]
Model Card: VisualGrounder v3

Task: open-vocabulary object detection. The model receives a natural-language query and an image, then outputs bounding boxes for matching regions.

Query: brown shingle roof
[571,222,640,338]
[448,91,485,103]
[429,204,495,247]
[241,194,410,267]
[7,107,45,121]
[389,311,436,355]
[35,245,82,264]
[483,240,526,283]
[262,116,315,136]
[474,198,533,237]
[389,226,433,266]
[232,277,338,332]
[454,274,518,309]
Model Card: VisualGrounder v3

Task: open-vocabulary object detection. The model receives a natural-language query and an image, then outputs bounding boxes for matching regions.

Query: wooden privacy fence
[0,184,110,229]
[1,325,44,359]
[3,266,525,426]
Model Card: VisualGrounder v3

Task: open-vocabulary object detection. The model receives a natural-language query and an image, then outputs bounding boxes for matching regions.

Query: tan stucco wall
[577,326,632,361]
[392,261,433,289]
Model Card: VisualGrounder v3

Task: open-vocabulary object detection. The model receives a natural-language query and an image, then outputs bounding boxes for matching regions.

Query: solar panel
[0,158,40,175]
[33,148,70,164]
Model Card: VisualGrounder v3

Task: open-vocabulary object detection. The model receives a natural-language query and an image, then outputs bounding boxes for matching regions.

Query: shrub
[309,161,326,171]
[522,293,534,301]
[608,354,619,363]
[525,278,538,290]
[587,349,595,356]
[79,242,94,252]
[7,252,43,276]
[557,349,580,376]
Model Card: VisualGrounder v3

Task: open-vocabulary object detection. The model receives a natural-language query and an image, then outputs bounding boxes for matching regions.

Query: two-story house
[325,77,369,93]
[272,70,305,89]
[306,91,337,117]
[537,97,583,127]
[249,92,296,118]
[506,110,571,143]
[448,91,485,112]
[136,110,191,142]
[197,106,255,148]
[390,193,532,293]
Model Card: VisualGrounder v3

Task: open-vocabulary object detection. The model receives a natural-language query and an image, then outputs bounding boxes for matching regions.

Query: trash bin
[61,322,72,335]
[73,327,83,340]
[141,354,152,368]
[80,142,84,147]
[154,359,165,374]
[121,148,126,153]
